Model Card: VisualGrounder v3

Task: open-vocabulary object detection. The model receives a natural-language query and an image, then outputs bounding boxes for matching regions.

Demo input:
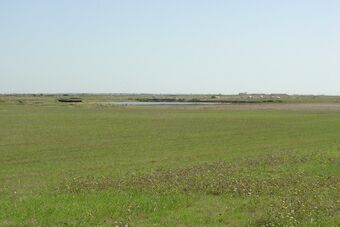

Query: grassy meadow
[0,97,339,226]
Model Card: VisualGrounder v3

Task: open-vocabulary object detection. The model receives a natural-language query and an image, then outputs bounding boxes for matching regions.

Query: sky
[1,0,340,94]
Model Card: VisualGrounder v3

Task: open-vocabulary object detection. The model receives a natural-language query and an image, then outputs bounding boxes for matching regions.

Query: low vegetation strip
[58,153,340,226]
[135,97,282,104]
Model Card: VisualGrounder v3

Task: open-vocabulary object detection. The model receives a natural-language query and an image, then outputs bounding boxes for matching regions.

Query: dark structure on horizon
[57,97,82,103]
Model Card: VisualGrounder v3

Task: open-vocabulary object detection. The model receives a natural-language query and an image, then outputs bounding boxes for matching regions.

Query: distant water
[111,101,225,105]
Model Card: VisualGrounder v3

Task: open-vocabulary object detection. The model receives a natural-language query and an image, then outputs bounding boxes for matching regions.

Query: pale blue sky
[1,0,339,94]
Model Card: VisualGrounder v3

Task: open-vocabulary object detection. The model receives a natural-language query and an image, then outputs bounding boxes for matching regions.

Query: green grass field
[0,100,339,226]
